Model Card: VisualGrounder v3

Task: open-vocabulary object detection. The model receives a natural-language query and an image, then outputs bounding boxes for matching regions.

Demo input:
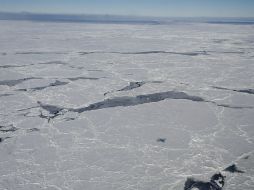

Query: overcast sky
[0,0,254,17]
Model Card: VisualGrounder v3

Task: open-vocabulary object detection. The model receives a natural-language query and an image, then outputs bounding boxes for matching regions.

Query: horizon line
[1,11,254,19]
[1,11,254,25]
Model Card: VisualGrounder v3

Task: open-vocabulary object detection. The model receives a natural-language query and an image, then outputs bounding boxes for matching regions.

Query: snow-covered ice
[0,20,254,190]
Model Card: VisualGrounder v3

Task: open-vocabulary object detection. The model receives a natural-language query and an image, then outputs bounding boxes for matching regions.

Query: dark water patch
[37,90,251,119]
[213,86,254,95]
[38,106,64,122]
[70,66,84,69]
[104,81,162,96]
[243,155,250,159]
[118,50,208,56]
[67,77,100,81]
[79,51,208,56]
[79,51,96,55]
[15,88,29,92]
[232,42,243,45]
[37,101,64,115]
[0,93,12,97]
[19,112,38,118]
[87,69,103,72]
[17,80,69,91]
[15,51,67,55]
[151,81,163,84]
[0,125,18,133]
[222,51,244,54]
[0,64,28,69]
[104,82,146,96]
[216,103,253,109]
[121,51,168,54]
[39,112,51,122]
[16,89,29,92]
[223,164,244,173]
[0,137,11,143]
[1,52,7,56]
[237,89,254,95]
[64,117,76,121]
[0,77,40,86]
[27,128,40,133]
[157,138,166,143]
[208,50,244,55]
[73,91,205,113]
[212,86,231,91]
[37,102,68,122]
[31,80,68,91]
[184,173,225,190]
[17,106,39,112]
[38,61,68,65]
[16,52,46,55]
[118,82,146,91]
[37,91,205,114]
[213,39,229,44]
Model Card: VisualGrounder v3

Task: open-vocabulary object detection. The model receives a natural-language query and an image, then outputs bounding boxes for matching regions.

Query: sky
[0,0,254,18]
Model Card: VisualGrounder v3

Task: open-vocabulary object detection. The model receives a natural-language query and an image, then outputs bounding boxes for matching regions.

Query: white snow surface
[0,20,254,190]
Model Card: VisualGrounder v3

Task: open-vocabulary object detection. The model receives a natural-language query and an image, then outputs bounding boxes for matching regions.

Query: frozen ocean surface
[0,19,254,190]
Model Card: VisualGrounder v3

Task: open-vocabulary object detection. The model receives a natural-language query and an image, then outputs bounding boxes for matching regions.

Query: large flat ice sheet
[0,20,254,190]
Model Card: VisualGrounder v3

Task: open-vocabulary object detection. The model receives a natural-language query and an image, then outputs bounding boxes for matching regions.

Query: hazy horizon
[0,0,254,18]
[1,11,254,26]
[2,11,254,19]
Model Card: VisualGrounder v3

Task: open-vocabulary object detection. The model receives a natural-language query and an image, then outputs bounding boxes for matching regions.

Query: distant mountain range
[0,12,254,25]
